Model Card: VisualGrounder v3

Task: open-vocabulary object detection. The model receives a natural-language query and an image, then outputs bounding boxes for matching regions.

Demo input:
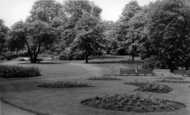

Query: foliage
[61,0,104,62]
[102,21,118,54]
[0,65,40,78]
[143,0,190,71]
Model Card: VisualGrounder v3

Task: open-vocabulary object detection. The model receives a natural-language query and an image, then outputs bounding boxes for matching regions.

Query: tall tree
[61,0,104,62]
[116,1,142,57]
[28,0,66,54]
[125,8,149,61]
[71,13,105,63]
[144,0,190,71]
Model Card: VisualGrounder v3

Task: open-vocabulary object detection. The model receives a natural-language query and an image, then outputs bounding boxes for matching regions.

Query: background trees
[0,19,9,59]
[143,0,190,71]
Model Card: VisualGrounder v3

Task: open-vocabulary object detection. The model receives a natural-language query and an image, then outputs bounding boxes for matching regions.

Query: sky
[0,0,155,27]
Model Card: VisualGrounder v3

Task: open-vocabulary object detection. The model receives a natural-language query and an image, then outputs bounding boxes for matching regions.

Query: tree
[71,13,105,63]
[28,0,66,55]
[116,1,142,57]
[144,0,190,72]
[124,8,149,61]
[10,20,56,63]
[0,19,9,58]
[61,0,104,62]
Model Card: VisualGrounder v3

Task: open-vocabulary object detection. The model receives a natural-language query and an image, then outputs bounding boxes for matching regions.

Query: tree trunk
[132,55,135,62]
[85,55,89,63]
[30,55,38,63]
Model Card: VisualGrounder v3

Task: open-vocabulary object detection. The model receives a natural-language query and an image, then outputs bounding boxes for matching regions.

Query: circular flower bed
[125,81,173,93]
[158,79,190,84]
[135,83,173,93]
[38,81,92,88]
[81,94,185,112]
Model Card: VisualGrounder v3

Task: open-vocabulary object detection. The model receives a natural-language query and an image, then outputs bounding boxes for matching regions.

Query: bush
[0,65,41,78]
[38,81,92,88]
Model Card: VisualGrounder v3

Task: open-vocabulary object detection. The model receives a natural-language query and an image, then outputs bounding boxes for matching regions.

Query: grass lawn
[0,56,190,115]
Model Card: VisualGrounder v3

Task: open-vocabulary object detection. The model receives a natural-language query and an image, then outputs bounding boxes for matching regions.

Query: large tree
[116,1,142,57]
[28,0,66,54]
[124,8,149,61]
[143,0,190,71]
[71,13,105,63]
[10,20,56,63]
[0,19,9,58]
[61,0,104,62]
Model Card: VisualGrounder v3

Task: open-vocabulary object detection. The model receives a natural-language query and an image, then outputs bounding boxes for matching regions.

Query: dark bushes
[0,65,41,78]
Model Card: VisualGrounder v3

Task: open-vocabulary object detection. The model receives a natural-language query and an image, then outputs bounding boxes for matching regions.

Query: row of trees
[1,0,190,71]
[0,0,105,63]
[111,0,190,71]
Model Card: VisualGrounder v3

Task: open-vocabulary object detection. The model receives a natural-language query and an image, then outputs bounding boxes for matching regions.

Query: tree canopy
[143,0,190,71]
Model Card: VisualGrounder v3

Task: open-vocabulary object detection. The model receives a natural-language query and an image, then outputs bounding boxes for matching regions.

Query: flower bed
[81,94,185,112]
[88,76,121,81]
[158,79,190,83]
[125,81,173,93]
[38,81,92,88]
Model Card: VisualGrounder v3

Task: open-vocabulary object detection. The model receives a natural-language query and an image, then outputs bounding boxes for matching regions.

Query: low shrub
[81,94,185,112]
[0,65,41,78]
[38,81,92,88]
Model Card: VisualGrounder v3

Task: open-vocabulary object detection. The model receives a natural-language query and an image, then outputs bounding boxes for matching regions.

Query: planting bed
[88,76,121,80]
[38,81,93,88]
[81,94,186,112]
[158,79,190,83]
[125,81,173,93]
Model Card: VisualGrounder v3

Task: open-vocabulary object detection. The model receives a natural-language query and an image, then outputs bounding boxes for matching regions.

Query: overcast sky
[0,0,155,27]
